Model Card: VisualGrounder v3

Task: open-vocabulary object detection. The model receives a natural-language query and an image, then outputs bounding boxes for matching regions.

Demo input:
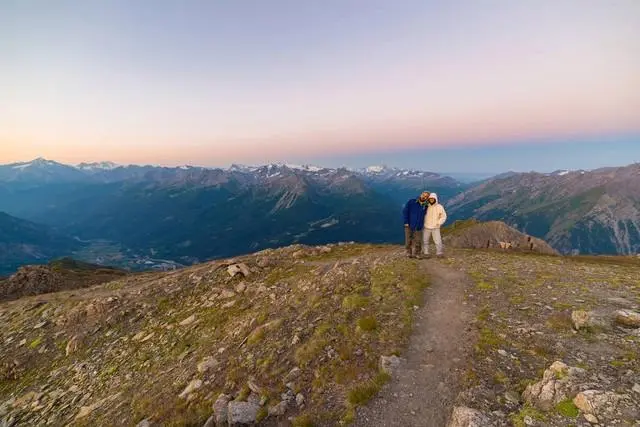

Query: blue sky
[1,0,639,170]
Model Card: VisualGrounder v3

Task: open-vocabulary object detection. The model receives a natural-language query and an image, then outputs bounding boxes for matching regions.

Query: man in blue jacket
[403,191,430,258]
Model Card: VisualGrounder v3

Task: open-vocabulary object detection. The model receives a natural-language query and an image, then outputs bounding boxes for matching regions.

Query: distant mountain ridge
[0,158,466,271]
[448,163,640,255]
[0,212,80,275]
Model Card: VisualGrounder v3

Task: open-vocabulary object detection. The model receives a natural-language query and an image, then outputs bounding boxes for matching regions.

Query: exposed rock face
[573,390,624,416]
[212,394,231,425]
[614,309,640,328]
[0,266,64,300]
[447,406,490,427]
[522,361,585,411]
[571,310,594,330]
[227,401,260,425]
[442,220,558,255]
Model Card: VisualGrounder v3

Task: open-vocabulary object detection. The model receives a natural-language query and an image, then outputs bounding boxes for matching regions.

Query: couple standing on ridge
[403,191,447,259]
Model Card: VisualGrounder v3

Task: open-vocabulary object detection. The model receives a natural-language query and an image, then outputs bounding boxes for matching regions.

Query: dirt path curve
[354,259,476,427]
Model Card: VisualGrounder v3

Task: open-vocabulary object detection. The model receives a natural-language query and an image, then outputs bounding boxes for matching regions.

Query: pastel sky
[1,0,639,171]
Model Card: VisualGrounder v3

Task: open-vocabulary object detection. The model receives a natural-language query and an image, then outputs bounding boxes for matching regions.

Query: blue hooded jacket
[403,198,427,231]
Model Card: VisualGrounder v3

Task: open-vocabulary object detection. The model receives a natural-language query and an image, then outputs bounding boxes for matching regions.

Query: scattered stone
[505,391,520,404]
[291,334,300,345]
[283,367,301,383]
[247,380,262,394]
[268,401,288,417]
[227,401,259,425]
[234,282,247,293]
[178,379,202,399]
[497,349,508,357]
[614,310,640,328]
[379,355,404,375]
[295,393,305,407]
[213,394,231,425]
[447,406,490,427]
[584,414,599,424]
[222,300,236,309]
[33,321,47,329]
[202,415,215,427]
[74,406,94,420]
[197,357,219,374]
[573,390,622,414]
[227,264,251,278]
[523,415,535,426]
[179,315,196,326]
[292,250,305,259]
[136,420,151,427]
[523,361,585,411]
[219,290,236,299]
[65,335,81,356]
[632,383,640,394]
[571,310,593,330]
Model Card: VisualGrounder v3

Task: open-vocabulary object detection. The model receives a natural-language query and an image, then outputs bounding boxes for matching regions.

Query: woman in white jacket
[423,193,447,257]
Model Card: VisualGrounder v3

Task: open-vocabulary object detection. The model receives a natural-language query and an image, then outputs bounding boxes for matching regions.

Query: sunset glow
[1,0,639,167]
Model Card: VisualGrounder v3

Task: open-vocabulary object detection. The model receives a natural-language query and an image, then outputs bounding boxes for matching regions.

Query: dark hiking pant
[404,228,423,256]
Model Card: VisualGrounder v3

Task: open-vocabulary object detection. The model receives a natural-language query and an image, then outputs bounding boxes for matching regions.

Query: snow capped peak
[76,161,119,171]
[365,165,387,174]
[11,158,60,170]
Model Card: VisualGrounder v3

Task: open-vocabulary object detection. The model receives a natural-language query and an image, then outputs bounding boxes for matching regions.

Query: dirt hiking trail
[354,259,476,427]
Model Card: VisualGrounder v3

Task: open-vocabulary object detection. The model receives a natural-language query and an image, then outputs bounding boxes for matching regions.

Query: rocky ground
[444,250,640,427]
[1,244,639,427]
[0,243,428,427]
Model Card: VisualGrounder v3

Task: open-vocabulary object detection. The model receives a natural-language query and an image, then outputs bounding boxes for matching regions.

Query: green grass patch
[29,337,43,349]
[556,399,579,417]
[511,404,547,427]
[347,371,391,405]
[342,294,369,311]
[356,316,378,332]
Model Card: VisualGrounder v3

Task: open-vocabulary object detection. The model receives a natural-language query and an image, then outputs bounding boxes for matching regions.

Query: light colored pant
[423,228,443,255]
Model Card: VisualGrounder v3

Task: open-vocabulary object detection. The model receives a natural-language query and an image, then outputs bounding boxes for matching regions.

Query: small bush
[357,316,377,332]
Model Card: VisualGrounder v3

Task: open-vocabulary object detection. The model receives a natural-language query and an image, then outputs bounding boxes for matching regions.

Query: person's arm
[403,201,410,226]
[438,205,448,226]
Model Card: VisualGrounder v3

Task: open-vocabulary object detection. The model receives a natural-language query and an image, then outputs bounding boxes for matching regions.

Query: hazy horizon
[2,0,639,169]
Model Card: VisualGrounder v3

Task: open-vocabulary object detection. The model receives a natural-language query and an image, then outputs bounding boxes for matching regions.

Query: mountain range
[0,158,638,273]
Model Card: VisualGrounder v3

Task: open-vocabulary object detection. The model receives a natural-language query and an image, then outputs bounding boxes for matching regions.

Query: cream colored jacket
[424,193,447,229]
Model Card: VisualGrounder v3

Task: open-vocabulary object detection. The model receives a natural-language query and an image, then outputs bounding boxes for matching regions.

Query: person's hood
[429,193,439,203]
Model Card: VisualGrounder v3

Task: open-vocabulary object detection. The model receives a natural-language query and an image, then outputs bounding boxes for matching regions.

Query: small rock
[179,315,196,326]
[65,335,81,356]
[379,355,404,375]
[573,390,622,415]
[505,391,520,404]
[227,264,251,278]
[283,367,301,383]
[220,290,236,299]
[497,349,508,357]
[584,414,599,424]
[523,415,535,426]
[632,383,640,394]
[197,357,219,374]
[268,401,288,417]
[571,310,593,330]
[136,420,151,427]
[291,334,300,345]
[227,401,259,425]
[178,379,202,399]
[222,300,236,309]
[234,282,247,293]
[202,415,215,427]
[295,393,305,407]
[247,380,262,394]
[33,321,47,329]
[614,310,640,328]
[213,394,231,425]
[447,406,490,427]
[523,361,585,411]
[75,405,96,420]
